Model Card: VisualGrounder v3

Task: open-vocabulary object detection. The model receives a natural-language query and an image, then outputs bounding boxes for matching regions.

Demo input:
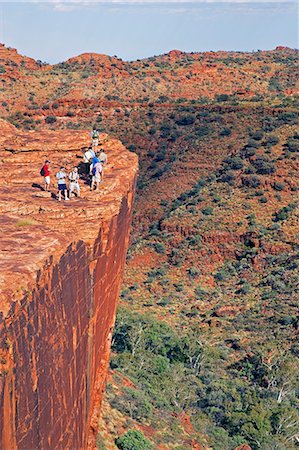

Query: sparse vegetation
[1,43,298,450]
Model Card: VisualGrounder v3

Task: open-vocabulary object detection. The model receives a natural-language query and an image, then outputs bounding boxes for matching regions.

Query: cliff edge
[0,118,138,449]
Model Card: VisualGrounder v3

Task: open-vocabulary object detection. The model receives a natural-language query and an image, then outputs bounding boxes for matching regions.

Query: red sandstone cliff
[0,119,138,449]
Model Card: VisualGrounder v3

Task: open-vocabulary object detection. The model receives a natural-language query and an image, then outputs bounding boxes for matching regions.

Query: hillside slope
[0,44,298,449]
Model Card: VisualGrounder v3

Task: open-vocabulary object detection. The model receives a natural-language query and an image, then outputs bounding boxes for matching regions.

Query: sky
[0,1,297,63]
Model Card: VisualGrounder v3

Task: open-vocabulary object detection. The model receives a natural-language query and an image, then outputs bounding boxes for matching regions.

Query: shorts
[70,181,80,192]
[92,138,99,146]
[44,176,50,185]
[92,174,101,183]
[58,184,67,191]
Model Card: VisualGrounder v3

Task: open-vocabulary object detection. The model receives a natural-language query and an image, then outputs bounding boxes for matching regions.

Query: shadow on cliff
[32,182,58,199]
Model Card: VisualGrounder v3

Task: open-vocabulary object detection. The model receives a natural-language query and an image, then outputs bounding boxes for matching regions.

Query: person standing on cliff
[83,147,95,175]
[90,159,102,191]
[91,129,99,151]
[40,159,51,191]
[56,166,69,201]
[98,149,108,181]
[69,167,80,198]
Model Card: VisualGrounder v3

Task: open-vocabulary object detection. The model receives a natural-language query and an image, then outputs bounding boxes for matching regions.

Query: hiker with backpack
[91,129,99,150]
[90,158,103,191]
[40,160,51,191]
[56,166,69,201]
[69,167,80,198]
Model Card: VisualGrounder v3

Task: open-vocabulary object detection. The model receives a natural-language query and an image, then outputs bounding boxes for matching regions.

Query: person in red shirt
[42,160,51,191]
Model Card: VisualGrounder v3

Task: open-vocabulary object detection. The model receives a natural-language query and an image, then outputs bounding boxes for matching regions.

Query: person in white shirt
[69,167,80,198]
[56,167,69,202]
[83,148,95,174]
[99,150,107,165]
[98,150,108,181]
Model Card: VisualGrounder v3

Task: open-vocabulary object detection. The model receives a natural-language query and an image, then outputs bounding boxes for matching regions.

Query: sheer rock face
[0,120,138,449]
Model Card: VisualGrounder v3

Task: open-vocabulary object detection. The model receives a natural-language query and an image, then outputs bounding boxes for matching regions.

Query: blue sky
[0,1,297,63]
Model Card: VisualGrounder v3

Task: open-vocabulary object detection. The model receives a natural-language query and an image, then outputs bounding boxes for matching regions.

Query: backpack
[40,166,45,176]
[92,166,97,176]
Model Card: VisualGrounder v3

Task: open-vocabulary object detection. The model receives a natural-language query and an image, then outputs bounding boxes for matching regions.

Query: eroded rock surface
[0,119,138,449]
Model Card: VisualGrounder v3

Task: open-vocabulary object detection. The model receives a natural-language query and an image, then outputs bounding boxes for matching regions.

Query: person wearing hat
[69,167,80,198]
[41,159,51,191]
[56,166,69,202]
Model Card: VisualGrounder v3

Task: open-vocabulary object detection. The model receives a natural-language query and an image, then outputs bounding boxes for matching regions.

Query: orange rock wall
[0,191,135,449]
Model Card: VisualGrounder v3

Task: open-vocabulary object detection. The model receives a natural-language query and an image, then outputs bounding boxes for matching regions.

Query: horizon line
[1,42,298,64]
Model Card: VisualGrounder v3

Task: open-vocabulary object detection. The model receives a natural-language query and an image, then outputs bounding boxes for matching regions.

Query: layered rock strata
[0,120,138,449]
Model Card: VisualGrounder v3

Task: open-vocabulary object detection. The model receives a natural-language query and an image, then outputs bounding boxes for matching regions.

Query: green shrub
[251,157,275,175]
[116,430,153,450]
[195,126,210,137]
[214,270,228,282]
[273,182,286,191]
[188,267,199,278]
[277,111,298,124]
[111,387,153,421]
[242,176,261,188]
[285,135,299,153]
[45,115,57,124]
[264,135,279,147]
[216,94,229,102]
[241,146,256,159]
[219,172,235,185]
[259,196,268,203]
[237,282,252,295]
[224,156,244,170]
[273,203,297,222]
[175,115,195,126]
[194,286,208,300]
[153,242,166,254]
[251,130,264,141]
[219,128,231,137]
[202,207,213,215]
[247,139,260,148]
[148,127,156,135]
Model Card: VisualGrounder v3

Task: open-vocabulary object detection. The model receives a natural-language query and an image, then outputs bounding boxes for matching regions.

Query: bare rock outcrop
[0,120,138,449]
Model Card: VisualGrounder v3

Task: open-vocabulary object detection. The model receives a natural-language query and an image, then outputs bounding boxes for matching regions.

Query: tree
[111,387,153,421]
[116,430,153,450]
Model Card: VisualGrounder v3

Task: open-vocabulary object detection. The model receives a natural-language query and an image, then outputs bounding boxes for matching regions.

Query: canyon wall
[0,121,138,449]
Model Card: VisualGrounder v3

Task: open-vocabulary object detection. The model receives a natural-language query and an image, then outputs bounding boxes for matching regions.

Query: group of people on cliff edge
[40,129,107,201]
